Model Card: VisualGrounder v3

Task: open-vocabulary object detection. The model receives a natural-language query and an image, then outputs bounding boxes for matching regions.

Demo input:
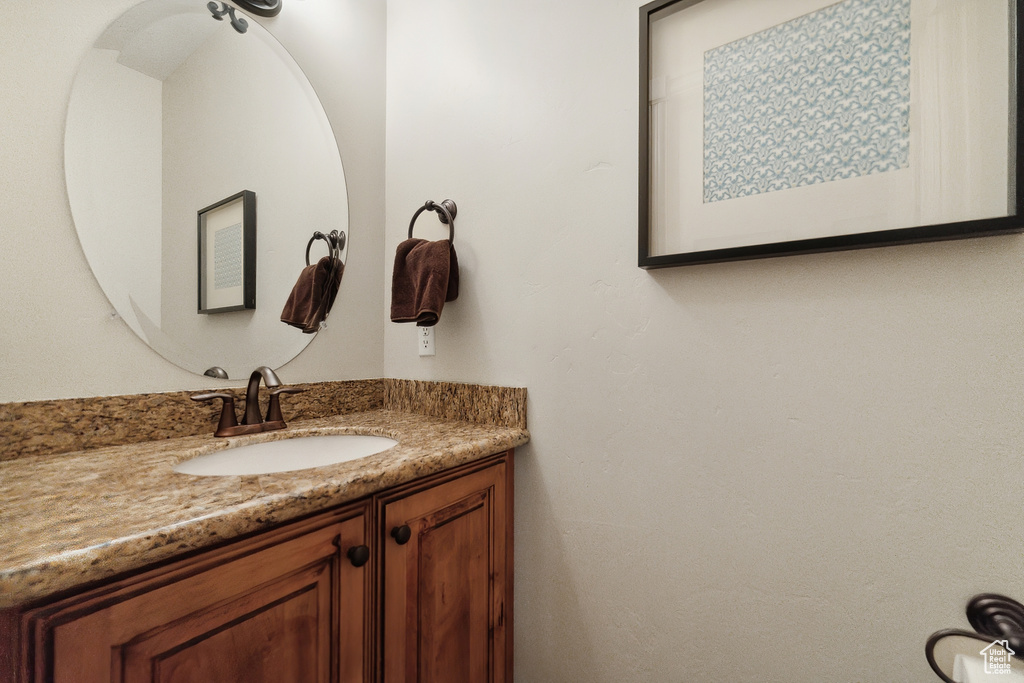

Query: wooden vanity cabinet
[13,503,372,683]
[2,450,513,683]
[378,453,513,683]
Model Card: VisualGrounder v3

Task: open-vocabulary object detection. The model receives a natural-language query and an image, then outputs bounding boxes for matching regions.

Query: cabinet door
[29,505,371,683]
[380,455,512,683]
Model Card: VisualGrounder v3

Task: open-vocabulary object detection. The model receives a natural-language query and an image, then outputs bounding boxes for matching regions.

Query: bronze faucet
[191,366,305,437]
[242,366,281,425]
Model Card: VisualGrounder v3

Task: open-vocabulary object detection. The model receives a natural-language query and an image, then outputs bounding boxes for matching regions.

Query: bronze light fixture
[232,0,282,17]
[208,0,282,34]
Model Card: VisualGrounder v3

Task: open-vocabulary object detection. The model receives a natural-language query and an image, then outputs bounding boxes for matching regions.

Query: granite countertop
[0,409,529,610]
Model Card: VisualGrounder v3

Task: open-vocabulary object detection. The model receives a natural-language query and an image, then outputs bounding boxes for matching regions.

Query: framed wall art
[639,0,1024,268]
[197,190,256,313]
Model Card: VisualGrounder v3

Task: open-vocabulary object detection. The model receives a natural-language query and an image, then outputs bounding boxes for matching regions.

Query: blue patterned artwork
[213,223,243,290]
[702,0,911,203]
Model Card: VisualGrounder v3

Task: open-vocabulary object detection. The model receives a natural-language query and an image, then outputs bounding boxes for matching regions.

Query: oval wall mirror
[65,0,348,379]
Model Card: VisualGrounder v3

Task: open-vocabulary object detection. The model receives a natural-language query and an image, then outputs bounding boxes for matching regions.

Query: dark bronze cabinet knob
[391,525,412,545]
[346,545,370,568]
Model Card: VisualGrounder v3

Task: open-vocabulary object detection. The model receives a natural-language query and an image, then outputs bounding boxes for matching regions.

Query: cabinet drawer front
[382,462,510,683]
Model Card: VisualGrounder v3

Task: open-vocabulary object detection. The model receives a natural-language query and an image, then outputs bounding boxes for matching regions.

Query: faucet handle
[190,392,239,437]
[266,386,306,425]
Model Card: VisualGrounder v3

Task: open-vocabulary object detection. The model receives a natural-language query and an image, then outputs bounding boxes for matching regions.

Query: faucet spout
[242,366,281,425]
[192,366,299,438]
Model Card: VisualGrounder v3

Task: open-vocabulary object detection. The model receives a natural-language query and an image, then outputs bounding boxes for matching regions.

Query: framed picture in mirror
[198,190,256,313]
[639,0,1024,268]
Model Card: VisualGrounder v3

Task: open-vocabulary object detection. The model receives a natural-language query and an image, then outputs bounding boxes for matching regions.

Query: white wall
[384,0,1024,680]
[0,0,385,402]
[65,48,163,334]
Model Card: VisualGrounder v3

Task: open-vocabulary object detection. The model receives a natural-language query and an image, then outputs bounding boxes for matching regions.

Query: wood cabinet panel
[118,561,328,683]
[31,504,370,683]
[2,450,515,683]
[379,455,513,683]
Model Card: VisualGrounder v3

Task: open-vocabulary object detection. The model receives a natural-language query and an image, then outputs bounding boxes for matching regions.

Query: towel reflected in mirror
[281,255,344,333]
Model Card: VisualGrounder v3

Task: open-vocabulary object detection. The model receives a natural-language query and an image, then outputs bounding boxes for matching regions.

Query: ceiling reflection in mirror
[65,0,348,379]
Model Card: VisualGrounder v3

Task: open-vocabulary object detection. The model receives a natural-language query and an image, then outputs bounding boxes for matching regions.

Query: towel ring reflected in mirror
[305,229,346,266]
[408,199,457,242]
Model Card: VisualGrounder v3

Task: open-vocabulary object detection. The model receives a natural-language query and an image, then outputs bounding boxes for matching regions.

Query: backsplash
[0,379,526,461]
[383,379,527,430]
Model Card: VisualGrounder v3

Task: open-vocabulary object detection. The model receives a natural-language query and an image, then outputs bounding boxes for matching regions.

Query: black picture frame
[639,0,1024,268]
[197,190,256,313]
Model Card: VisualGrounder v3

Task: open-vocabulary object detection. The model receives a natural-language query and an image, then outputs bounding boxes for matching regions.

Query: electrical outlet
[418,326,435,356]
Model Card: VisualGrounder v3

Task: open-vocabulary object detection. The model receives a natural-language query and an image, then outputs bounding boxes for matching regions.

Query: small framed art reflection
[639,0,1024,268]
[197,190,256,313]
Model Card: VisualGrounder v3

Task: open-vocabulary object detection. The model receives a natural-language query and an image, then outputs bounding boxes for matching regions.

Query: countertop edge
[0,410,529,610]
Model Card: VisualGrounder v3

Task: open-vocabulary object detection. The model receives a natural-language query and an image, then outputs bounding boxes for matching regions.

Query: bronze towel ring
[926,593,1024,681]
[408,199,457,242]
[305,229,346,266]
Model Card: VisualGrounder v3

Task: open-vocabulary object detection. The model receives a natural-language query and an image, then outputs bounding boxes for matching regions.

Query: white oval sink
[174,434,398,476]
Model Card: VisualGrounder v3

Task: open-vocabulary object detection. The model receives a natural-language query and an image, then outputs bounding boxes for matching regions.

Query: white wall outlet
[418,325,435,356]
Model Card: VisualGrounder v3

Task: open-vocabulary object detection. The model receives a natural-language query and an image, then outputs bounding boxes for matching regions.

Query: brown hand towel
[281,256,344,333]
[390,238,459,327]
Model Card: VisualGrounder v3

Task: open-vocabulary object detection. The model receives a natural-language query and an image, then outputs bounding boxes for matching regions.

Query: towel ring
[925,593,1024,682]
[408,199,457,242]
[305,230,346,266]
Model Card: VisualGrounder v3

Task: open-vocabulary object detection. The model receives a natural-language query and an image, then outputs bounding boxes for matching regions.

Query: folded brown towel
[390,238,459,327]
[281,256,344,333]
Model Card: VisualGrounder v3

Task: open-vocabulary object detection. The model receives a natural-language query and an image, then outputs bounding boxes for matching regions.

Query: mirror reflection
[65,0,348,378]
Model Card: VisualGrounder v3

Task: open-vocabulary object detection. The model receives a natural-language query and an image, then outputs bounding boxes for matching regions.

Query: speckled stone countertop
[0,410,529,610]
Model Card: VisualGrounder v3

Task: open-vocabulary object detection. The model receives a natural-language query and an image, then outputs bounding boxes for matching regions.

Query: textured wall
[383,0,1024,680]
[0,0,386,402]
